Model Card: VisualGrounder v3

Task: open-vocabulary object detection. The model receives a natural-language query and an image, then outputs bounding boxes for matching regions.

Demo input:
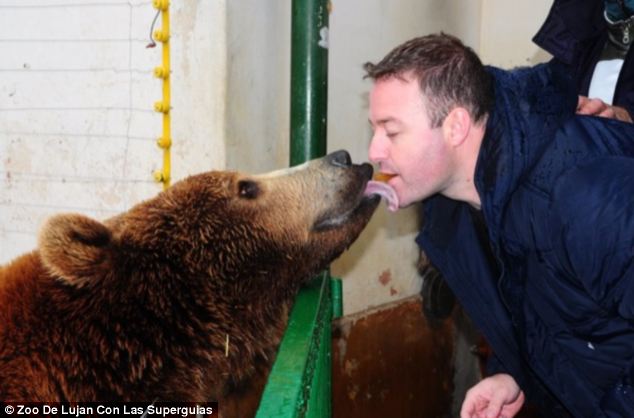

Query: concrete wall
[225,1,290,172]
[480,0,553,67]
[0,0,226,262]
[0,0,553,315]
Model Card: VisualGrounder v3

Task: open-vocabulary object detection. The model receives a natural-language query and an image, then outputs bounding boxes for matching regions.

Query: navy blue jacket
[533,0,634,117]
[416,62,634,417]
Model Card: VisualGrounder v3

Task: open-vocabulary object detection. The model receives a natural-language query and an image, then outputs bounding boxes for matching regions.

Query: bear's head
[37,150,379,302]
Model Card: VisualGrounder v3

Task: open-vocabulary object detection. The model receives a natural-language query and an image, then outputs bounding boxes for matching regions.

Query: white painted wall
[225,1,290,172]
[0,0,226,262]
[480,0,553,67]
[0,0,553,315]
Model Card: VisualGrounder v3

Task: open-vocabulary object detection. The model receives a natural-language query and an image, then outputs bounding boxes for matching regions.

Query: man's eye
[386,131,398,138]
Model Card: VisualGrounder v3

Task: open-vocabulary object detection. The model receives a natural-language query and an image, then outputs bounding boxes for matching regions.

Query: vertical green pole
[290,0,329,165]
[256,2,339,417]
[291,2,331,418]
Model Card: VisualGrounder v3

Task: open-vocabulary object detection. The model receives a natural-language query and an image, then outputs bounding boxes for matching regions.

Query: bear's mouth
[363,180,399,211]
[312,161,380,233]
[312,194,379,231]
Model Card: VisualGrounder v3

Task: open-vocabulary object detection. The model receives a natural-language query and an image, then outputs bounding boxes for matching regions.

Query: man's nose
[368,133,386,163]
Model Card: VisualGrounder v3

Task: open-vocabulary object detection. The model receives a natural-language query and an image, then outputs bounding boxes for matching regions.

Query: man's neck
[443,119,486,209]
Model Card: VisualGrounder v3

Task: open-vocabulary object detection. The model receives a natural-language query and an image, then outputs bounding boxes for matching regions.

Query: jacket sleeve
[549,157,634,319]
[532,0,605,65]
[485,351,507,376]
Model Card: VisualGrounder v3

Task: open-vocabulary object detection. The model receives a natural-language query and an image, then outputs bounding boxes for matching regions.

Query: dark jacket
[533,0,634,117]
[416,61,634,417]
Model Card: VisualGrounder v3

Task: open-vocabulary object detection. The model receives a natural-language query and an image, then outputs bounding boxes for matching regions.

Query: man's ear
[442,107,472,147]
[38,214,113,287]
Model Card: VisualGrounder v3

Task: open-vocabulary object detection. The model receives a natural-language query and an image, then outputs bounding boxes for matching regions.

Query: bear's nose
[326,150,352,168]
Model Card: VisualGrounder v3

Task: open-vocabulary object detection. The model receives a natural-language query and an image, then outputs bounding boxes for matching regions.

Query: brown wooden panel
[332,297,454,418]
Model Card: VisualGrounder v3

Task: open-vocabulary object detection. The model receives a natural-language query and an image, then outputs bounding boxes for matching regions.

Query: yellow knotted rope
[151,0,171,189]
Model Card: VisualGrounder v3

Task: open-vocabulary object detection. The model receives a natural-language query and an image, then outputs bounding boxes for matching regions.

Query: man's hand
[460,373,525,418]
[577,95,633,122]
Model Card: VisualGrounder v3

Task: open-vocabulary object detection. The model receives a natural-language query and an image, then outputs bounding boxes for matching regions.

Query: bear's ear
[38,214,112,287]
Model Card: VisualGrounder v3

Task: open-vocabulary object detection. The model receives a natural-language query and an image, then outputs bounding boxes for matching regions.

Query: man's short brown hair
[364,33,493,128]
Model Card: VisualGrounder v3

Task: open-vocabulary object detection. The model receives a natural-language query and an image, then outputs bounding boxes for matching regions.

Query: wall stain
[378,269,391,286]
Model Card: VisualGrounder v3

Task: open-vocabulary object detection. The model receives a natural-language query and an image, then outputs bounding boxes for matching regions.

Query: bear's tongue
[364,181,399,212]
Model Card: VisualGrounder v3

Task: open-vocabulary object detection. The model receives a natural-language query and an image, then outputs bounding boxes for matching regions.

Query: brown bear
[0,150,380,416]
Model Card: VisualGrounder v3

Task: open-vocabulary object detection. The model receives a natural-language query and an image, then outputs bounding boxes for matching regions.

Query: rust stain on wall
[378,269,391,286]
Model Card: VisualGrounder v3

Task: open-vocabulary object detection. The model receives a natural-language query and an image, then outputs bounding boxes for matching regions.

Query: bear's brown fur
[0,151,378,416]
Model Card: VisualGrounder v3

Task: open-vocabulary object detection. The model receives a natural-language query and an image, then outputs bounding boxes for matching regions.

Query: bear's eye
[238,180,260,199]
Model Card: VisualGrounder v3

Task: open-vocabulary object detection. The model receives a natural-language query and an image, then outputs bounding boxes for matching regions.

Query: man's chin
[398,192,430,209]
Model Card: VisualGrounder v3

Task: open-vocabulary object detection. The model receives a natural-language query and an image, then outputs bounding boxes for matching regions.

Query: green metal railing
[255,0,333,416]
[255,274,342,417]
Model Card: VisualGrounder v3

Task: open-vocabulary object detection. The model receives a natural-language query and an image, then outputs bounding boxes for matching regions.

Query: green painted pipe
[254,3,339,417]
[331,277,343,319]
[290,0,329,166]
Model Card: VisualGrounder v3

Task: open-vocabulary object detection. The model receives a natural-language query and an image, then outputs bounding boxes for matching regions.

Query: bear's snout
[325,149,352,168]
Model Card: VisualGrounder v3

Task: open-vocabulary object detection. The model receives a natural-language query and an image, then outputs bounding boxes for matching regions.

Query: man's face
[368,73,451,208]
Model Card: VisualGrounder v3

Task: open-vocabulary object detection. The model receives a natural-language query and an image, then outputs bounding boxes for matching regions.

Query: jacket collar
[475,63,578,245]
